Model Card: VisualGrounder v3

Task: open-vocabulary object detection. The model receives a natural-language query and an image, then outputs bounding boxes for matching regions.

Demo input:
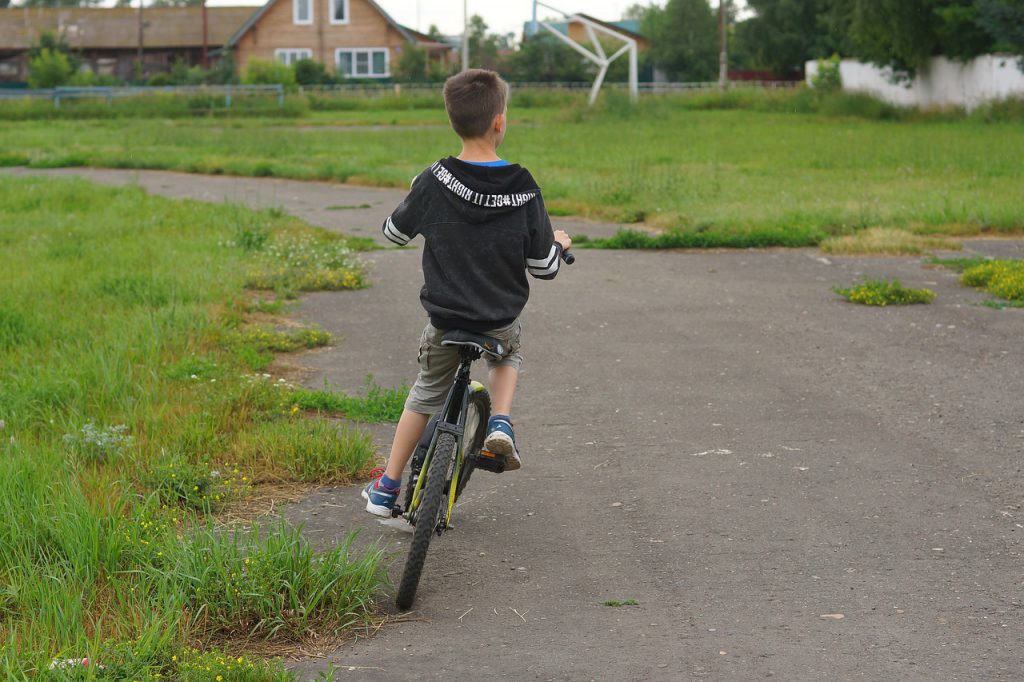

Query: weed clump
[833,279,936,306]
[960,259,1024,303]
[232,421,375,482]
[602,599,639,607]
[63,422,133,466]
[161,523,384,642]
[292,376,408,423]
[576,225,824,250]
[245,233,366,292]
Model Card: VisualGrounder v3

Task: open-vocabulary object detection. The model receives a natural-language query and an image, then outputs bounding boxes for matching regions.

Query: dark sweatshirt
[381,156,562,332]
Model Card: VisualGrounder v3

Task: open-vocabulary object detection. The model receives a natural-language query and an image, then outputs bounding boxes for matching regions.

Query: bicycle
[391,249,575,610]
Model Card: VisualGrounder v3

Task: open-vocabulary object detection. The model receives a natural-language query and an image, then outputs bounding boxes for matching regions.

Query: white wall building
[805,54,1024,111]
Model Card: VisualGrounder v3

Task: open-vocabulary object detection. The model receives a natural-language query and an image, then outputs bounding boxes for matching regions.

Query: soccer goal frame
[532,1,638,105]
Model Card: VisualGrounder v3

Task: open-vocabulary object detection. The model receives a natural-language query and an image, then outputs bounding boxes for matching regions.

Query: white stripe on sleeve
[383,216,411,245]
[526,244,558,269]
[528,261,560,276]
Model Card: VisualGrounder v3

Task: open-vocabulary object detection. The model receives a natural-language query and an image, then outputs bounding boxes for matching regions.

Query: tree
[28,48,72,88]
[506,32,592,82]
[425,24,445,42]
[622,3,653,21]
[395,45,448,82]
[844,0,996,77]
[642,0,718,81]
[466,15,504,70]
[737,0,844,76]
[975,0,1024,64]
[29,31,80,70]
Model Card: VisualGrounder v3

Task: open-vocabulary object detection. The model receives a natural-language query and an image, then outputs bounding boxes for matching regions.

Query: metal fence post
[54,88,60,109]
[277,84,284,108]
[225,84,232,110]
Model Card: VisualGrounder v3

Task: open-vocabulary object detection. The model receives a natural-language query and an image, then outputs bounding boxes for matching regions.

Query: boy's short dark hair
[443,69,509,140]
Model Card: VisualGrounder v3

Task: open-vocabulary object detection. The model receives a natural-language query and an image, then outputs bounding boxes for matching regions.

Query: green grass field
[0,177,397,678]
[2,90,1023,248]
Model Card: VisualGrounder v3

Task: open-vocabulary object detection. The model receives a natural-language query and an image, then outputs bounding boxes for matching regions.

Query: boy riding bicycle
[363,68,572,516]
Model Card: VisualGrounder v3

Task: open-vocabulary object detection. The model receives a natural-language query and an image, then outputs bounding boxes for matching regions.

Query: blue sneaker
[361,470,400,517]
[483,415,521,471]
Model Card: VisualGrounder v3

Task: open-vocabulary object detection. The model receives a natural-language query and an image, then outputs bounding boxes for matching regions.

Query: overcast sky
[203,1,750,41]
[372,0,642,37]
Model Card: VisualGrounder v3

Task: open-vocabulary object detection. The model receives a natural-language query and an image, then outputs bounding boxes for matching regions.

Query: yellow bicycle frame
[408,380,486,527]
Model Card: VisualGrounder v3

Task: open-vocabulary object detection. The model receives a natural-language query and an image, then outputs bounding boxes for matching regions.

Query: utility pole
[718,0,728,90]
[137,0,144,80]
[461,0,469,72]
[202,0,209,69]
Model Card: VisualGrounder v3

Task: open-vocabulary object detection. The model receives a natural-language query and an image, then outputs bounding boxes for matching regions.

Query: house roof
[0,6,256,50]
[398,25,453,53]
[526,15,648,46]
[224,0,414,48]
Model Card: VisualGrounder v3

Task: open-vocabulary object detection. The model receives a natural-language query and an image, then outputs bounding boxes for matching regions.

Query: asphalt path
[6,168,1022,681]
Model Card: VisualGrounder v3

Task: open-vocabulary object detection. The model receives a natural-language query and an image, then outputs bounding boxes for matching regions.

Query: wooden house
[224,0,452,78]
[0,6,254,83]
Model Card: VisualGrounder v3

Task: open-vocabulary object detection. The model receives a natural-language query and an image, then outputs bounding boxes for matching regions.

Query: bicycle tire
[455,390,491,502]
[396,430,456,610]
[403,414,438,513]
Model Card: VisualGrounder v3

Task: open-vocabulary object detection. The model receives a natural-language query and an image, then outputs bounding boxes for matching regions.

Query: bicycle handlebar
[561,248,575,265]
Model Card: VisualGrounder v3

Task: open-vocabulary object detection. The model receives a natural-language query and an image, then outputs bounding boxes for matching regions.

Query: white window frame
[293,0,312,26]
[329,0,349,25]
[335,47,390,78]
[275,48,313,66]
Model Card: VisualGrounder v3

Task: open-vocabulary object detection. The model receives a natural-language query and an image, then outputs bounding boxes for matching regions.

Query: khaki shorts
[405,319,523,414]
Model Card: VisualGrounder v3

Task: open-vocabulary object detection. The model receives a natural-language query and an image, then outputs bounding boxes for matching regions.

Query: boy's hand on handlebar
[554,230,572,252]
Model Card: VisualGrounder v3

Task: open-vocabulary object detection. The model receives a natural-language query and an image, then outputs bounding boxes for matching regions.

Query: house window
[276,48,313,66]
[329,0,348,24]
[293,0,312,25]
[336,48,389,78]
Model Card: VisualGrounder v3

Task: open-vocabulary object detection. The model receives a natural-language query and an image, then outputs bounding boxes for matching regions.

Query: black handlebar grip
[562,249,575,265]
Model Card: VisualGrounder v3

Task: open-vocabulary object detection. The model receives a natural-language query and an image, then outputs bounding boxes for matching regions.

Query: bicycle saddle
[441,330,505,359]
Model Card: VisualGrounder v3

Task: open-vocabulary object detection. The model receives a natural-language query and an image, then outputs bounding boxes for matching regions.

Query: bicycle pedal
[471,450,507,473]
[391,505,403,518]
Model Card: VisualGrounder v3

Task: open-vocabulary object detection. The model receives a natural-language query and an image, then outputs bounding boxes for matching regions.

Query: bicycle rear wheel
[396,430,455,610]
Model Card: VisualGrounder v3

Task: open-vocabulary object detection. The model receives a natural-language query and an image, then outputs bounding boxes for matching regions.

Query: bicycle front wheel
[454,389,490,503]
[396,430,455,610]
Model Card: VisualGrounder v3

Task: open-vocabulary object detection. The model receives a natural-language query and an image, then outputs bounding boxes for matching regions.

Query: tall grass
[0,93,307,120]
[2,90,1022,246]
[0,177,386,677]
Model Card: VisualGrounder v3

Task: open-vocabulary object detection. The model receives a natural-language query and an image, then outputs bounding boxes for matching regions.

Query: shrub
[294,58,333,86]
[243,59,296,89]
[833,279,936,306]
[148,72,174,87]
[67,70,121,87]
[28,48,72,88]
[812,53,842,92]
